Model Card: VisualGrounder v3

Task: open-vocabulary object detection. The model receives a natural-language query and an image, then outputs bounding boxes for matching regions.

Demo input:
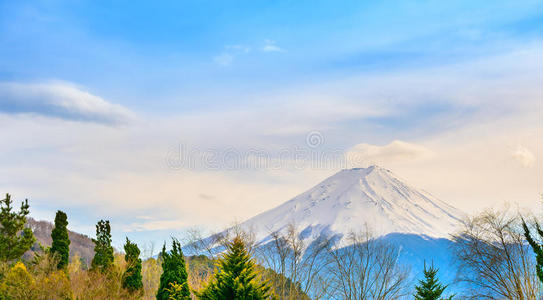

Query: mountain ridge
[25,217,95,265]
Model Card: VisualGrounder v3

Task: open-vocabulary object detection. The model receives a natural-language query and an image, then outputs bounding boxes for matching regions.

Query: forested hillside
[25,218,95,266]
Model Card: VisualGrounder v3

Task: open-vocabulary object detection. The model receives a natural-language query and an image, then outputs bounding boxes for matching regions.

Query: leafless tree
[255,223,332,299]
[219,223,257,253]
[141,241,156,258]
[183,227,223,259]
[183,223,258,258]
[452,208,540,299]
[326,228,410,300]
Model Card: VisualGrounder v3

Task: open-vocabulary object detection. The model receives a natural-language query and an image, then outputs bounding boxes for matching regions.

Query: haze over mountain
[232,166,465,248]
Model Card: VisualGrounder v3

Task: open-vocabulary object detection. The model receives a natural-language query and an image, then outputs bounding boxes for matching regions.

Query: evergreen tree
[91,219,114,272]
[195,236,273,300]
[523,219,543,283]
[167,282,192,300]
[0,193,35,262]
[122,238,143,294]
[157,238,190,300]
[50,210,70,269]
[414,263,452,300]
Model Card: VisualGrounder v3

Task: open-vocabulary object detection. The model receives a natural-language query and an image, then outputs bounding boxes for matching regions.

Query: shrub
[0,262,37,299]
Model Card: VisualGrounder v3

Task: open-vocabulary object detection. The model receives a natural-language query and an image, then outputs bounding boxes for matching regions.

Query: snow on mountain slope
[235,166,464,247]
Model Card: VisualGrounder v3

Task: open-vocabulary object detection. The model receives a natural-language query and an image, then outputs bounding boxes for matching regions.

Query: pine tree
[156,238,190,300]
[523,219,543,283]
[91,219,114,272]
[122,238,144,294]
[414,263,452,300]
[50,210,71,269]
[0,193,36,262]
[195,236,273,300]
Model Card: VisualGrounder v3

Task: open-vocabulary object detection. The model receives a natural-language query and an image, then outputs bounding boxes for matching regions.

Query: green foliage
[50,210,70,269]
[157,239,191,300]
[523,219,543,283]
[122,238,144,294]
[91,219,114,272]
[195,236,273,300]
[167,282,191,300]
[0,193,36,262]
[414,263,452,300]
[187,254,302,299]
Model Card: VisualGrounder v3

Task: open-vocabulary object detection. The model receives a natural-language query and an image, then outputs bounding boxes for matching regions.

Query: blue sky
[3,0,543,112]
[1,0,543,251]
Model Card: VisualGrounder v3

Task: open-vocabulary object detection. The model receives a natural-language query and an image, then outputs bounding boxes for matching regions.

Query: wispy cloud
[123,219,186,232]
[213,40,285,66]
[0,81,135,125]
[347,140,434,166]
[213,44,252,66]
[261,39,285,53]
[225,44,251,53]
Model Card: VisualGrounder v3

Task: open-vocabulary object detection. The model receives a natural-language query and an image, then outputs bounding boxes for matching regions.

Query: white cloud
[0,81,135,125]
[347,140,434,167]
[261,39,285,53]
[3,43,543,247]
[512,145,535,168]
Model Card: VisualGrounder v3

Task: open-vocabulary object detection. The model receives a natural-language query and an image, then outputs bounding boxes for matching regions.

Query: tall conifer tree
[51,210,70,269]
[122,238,144,293]
[156,238,190,300]
[0,193,35,262]
[414,263,452,300]
[91,219,114,272]
[196,236,273,300]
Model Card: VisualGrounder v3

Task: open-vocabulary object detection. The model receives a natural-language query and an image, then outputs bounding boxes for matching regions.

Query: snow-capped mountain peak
[234,166,464,247]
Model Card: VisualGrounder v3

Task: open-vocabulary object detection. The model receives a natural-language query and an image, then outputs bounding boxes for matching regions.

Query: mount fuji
[235,165,464,248]
[204,166,466,289]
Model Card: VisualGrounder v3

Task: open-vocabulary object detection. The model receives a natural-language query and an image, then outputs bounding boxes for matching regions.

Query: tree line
[2,192,543,299]
[0,193,277,299]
